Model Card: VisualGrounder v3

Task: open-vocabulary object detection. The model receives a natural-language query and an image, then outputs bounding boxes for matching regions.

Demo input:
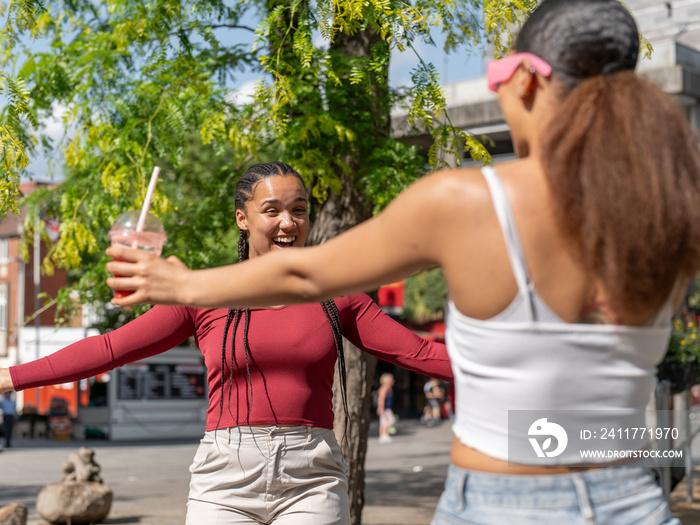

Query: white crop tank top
[445,167,674,465]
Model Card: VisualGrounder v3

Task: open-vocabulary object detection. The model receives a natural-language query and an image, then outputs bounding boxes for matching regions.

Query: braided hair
[215,162,349,431]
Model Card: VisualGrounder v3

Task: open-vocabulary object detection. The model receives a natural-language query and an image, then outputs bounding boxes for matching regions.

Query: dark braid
[242,308,253,422]
[321,301,347,414]
[322,300,349,441]
[217,162,349,432]
[215,310,235,431]
[227,310,241,422]
[237,231,248,263]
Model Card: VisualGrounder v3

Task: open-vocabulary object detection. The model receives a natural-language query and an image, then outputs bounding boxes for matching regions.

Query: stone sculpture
[61,447,103,483]
[36,447,112,524]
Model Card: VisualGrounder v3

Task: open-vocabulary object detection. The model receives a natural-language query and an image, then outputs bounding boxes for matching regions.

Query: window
[0,239,8,263]
[0,282,7,331]
[0,282,8,356]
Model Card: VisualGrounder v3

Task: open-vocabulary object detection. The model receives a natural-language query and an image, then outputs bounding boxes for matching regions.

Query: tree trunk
[306,172,374,246]
[309,171,376,525]
[265,3,390,521]
[320,23,389,525]
[333,340,377,525]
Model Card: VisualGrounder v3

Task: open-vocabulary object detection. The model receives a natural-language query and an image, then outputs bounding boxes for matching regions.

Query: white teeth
[274,236,295,244]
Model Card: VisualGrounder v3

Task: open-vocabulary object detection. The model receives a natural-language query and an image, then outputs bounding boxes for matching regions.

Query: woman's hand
[0,368,14,394]
[106,245,192,307]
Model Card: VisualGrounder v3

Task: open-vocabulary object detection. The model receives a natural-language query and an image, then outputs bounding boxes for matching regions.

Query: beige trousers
[186,426,349,525]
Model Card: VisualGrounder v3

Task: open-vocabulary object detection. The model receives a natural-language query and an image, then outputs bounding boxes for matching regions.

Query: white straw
[136,166,161,232]
[129,166,161,250]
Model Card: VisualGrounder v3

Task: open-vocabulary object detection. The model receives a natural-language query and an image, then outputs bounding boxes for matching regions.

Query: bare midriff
[450,438,607,475]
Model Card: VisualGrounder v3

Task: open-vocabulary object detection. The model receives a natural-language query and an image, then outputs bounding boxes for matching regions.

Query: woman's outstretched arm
[107,168,475,309]
[0,368,13,394]
[0,306,195,395]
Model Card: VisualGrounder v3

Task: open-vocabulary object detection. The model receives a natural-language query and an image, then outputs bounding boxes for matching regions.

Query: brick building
[0,181,98,421]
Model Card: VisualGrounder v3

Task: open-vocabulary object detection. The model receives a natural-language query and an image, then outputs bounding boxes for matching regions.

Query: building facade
[0,182,98,419]
[392,1,700,165]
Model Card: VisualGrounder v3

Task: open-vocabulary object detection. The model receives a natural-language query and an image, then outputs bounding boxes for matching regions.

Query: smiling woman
[234,163,310,258]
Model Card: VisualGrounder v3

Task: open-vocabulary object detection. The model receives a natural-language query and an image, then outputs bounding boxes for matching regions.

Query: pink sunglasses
[486,53,552,92]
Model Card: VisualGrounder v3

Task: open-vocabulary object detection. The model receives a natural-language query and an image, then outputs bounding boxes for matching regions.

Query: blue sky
[390,38,486,86]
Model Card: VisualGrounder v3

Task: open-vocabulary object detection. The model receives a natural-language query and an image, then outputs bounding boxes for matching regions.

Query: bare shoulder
[398,166,492,216]
[421,166,486,193]
[378,166,498,261]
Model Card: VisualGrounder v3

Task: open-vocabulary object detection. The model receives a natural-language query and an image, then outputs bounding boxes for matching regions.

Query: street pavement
[2,417,700,524]
[0,418,452,525]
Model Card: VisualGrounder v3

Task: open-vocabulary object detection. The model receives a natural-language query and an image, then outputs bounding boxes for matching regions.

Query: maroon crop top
[10,293,452,430]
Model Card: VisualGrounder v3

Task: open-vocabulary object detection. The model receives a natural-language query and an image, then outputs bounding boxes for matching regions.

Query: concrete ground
[2,418,700,524]
[670,470,700,524]
[0,418,452,525]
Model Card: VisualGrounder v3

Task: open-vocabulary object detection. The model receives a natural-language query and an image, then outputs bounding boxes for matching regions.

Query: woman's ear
[517,60,540,102]
[235,209,248,232]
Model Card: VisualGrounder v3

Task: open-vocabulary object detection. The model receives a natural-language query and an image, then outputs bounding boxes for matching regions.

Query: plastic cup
[108,210,167,299]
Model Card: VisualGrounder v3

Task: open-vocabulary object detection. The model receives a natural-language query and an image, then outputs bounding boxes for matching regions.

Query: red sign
[378,280,404,308]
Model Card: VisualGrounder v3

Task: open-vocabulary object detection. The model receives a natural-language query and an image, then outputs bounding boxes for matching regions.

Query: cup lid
[109,210,166,236]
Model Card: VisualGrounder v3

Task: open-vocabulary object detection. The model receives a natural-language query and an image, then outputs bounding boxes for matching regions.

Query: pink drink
[109,211,167,299]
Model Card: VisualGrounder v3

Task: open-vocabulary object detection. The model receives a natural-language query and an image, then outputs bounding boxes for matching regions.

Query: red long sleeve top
[10,293,452,430]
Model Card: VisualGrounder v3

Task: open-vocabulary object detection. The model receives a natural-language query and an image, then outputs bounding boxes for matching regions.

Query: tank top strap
[481,166,535,322]
[647,277,686,327]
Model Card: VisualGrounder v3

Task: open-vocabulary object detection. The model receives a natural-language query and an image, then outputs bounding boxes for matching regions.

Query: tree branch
[167,23,257,37]
[23,297,58,326]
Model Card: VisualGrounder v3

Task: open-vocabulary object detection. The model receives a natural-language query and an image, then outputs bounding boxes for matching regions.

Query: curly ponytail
[514,0,700,313]
[540,72,700,312]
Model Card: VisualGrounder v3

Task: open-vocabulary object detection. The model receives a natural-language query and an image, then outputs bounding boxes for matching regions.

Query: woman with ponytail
[0,162,451,524]
[103,0,700,522]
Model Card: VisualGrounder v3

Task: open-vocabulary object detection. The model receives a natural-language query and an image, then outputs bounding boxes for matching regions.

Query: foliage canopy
[4,0,543,323]
[1,0,45,216]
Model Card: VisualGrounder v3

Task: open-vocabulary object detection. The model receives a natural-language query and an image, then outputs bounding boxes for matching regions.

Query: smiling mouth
[273,236,296,247]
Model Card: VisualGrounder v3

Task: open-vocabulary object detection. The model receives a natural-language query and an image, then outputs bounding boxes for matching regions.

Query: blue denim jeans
[432,464,679,525]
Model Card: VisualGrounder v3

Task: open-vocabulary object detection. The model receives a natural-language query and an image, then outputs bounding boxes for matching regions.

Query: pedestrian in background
[1,392,17,449]
[422,378,444,426]
[376,373,396,444]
